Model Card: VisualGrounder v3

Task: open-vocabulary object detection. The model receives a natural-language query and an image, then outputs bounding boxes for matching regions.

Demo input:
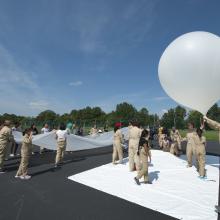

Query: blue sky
[0,0,219,116]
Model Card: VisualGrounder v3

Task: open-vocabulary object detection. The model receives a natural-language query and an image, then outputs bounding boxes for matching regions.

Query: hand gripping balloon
[158,31,220,115]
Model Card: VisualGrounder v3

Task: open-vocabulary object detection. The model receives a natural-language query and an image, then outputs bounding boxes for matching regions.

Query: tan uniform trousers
[196,145,206,176]
[129,139,140,171]
[112,140,123,164]
[170,142,179,156]
[16,143,32,176]
[55,141,66,164]
[16,156,30,176]
[137,148,149,182]
[0,142,8,169]
[186,143,196,167]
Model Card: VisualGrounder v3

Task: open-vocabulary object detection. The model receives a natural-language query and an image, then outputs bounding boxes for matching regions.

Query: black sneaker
[215,205,220,213]
[134,177,140,185]
[0,168,6,173]
[145,181,152,184]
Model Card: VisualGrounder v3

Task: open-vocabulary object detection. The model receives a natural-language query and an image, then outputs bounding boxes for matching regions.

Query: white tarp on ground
[13,127,129,151]
[68,150,219,220]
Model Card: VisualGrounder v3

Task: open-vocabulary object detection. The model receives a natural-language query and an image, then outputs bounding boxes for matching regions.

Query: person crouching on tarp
[134,129,152,185]
[15,128,32,180]
[54,123,68,168]
[112,125,123,165]
[192,128,206,179]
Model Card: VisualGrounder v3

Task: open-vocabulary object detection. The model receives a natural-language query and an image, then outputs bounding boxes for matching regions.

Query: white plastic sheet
[68,150,219,220]
[13,128,129,151]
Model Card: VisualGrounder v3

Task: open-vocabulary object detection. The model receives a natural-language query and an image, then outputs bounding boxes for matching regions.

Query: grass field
[180,130,219,142]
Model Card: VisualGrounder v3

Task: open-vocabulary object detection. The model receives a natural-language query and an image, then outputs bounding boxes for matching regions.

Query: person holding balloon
[203,116,220,213]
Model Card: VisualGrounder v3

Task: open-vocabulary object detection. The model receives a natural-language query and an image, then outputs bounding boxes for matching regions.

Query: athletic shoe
[144,181,152,184]
[134,177,140,185]
[198,176,207,180]
[24,175,31,180]
[15,175,20,178]
[0,168,6,174]
[10,154,14,157]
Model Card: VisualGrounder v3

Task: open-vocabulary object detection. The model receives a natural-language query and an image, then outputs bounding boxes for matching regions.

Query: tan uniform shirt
[193,135,206,148]
[129,126,141,141]
[0,126,14,145]
[171,130,181,142]
[21,134,32,157]
[114,129,123,143]
[206,118,220,143]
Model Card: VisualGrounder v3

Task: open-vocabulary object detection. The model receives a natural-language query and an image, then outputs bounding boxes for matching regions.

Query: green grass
[180,130,219,142]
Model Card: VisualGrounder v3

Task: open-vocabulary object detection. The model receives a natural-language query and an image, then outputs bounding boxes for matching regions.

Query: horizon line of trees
[0,102,219,130]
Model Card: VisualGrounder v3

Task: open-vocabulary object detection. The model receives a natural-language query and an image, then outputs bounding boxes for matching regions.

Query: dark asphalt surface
[0,141,219,220]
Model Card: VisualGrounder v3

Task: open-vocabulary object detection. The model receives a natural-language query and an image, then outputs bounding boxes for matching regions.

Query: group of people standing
[0,121,69,180]
[112,116,220,186]
[112,121,152,185]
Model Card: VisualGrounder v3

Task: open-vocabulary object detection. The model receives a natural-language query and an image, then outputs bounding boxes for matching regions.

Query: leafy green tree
[115,102,137,125]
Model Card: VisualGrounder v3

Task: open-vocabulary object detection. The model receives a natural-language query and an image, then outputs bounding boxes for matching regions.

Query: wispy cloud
[29,101,49,111]
[153,96,170,101]
[0,44,50,115]
[69,0,157,55]
[69,81,83,86]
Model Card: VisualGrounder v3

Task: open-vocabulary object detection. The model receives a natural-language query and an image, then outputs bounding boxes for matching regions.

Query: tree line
[0,102,219,130]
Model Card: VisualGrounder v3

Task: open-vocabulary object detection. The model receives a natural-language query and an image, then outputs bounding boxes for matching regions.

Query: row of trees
[0,102,220,129]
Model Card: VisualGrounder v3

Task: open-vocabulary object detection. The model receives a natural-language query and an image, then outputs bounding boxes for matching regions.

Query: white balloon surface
[158,31,220,115]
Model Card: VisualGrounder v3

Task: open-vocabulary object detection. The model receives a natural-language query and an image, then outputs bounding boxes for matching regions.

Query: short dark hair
[59,123,66,130]
[23,128,32,136]
[114,126,119,133]
[141,129,149,138]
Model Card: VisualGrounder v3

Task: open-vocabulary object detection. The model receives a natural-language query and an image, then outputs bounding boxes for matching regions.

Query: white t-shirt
[41,127,50,134]
[56,130,68,141]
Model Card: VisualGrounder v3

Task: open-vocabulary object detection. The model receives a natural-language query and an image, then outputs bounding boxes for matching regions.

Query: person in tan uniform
[158,126,164,149]
[15,128,32,180]
[89,125,98,136]
[183,122,197,167]
[112,126,123,164]
[170,127,181,156]
[134,129,152,185]
[162,136,170,152]
[192,128,206,179]
[170,127,182,151]
[0,120,14,172]
[203,116,220,213]
[55,123,68,168]
[128,121,141,171]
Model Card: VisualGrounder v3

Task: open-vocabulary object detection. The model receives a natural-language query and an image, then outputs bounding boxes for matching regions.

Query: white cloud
[29,101,49,111]
[162,109,168,113]
[69,81,83,86]
[153,96,170,101]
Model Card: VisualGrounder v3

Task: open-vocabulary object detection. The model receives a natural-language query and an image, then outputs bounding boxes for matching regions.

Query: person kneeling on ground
[193,128,206,179]
[15,128,32,180]
[54,123,68,168]
[134,129,152,185]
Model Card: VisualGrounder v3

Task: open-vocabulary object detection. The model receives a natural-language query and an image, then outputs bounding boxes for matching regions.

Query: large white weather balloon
[158,31,220,115]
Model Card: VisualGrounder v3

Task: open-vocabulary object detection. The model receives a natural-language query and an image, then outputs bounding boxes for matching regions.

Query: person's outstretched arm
[204,116,220,130]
